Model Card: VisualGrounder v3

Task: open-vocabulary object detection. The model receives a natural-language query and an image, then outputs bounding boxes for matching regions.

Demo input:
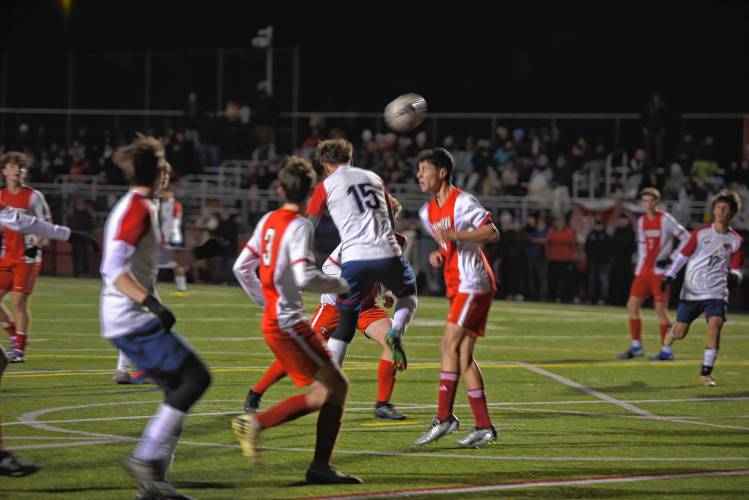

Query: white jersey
[666,224,744,302]
[159,196,183,245]
[99,189,161,339]
[232,208,348,332]
[634,211,689,276]
[306,165,400,263]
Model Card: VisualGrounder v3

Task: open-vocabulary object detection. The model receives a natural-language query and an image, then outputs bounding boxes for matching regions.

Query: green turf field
[2,276,748,499]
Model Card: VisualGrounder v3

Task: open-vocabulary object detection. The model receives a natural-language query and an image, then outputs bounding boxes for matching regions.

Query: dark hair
[279,156,317,203]
[711,190,742,215]
[0,151,29,172]
[639,187,661,200]
[315,138,353,167]
[113,135,165,187]
[417,147,454,180]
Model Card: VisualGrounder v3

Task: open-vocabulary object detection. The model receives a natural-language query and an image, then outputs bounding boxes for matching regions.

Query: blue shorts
[338,255,416,312]
[675,300,728,325]
[111,320,195,375]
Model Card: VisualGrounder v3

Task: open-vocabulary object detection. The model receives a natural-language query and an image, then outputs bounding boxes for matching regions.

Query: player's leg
[173,264,188,295]
[649,273,674,360]
[114,350,134,384]
[457,335,497,447]
[700,302,726,387]
[0,346,39,477]
[379,256,418,370]
[619,288,645,358]
[0,291,15,347]
[327,261,370,367]
[8,291,30,362]
[362,315,405,420]
[244,360,287,412]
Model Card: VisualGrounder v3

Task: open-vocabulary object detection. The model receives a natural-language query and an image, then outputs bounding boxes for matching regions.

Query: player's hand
[660,276,673,292]
[68,230,101,253]
[429,250,444,268]
[193,238,225,260]
[382,291,395,309]
[433,227,457,244]
[655,257,672,269]
[24,246,39,258]
[142,294,176,332]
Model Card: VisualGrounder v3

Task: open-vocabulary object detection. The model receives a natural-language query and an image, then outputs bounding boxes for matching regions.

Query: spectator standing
[609,214,637,306]
[545,216,577,303]
[585,217,610,304]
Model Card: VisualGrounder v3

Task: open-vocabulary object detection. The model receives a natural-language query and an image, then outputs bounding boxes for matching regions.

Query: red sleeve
[731,236,744,270]
[479,212,493,226]
[115,196,151,246]
[680,229,701,257]
[306,182,327,219]
[173,201,183,218]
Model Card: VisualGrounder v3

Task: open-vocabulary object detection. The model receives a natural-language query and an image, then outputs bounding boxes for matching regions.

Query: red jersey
[0,186,51,264]
[635,210,689,276]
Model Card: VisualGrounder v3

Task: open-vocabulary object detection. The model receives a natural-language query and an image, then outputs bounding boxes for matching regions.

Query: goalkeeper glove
[142,294,176,332]
[24,246,39,258]
[655,257,672,269]
[660,276,673,292]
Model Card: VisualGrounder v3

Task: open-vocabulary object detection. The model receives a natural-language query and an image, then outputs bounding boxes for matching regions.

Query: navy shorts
[111,320,195,375]
[675,300,728,324]
[338,255,416,311]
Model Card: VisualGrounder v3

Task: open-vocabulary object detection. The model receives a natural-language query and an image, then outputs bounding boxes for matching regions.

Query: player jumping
[662,190,744,386]
[414,148,500,448]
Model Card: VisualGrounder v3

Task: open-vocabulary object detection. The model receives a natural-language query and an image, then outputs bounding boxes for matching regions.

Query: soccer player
[243,196,408,421]
[232,156,362,484]
[661,191,744,386]
[100,136,219,499]
[414,147,500,448]
[0,152,53,363]
[307,138,417,370]
[158,184,189,297]
[618,187,689,361]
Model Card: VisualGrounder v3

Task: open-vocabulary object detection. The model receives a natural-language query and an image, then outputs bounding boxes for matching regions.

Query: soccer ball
[384,93,427,133]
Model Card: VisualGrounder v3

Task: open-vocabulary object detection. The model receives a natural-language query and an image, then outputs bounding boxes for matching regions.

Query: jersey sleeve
[731,235,744,271]
[665,213,690,255]
[245,213,269,258]
[454,192,492,231]
[115,196,151,247]
[321,243,343,278]
[306,181,328,227]
[418,203,434,239]
[30,190,52,221]
[233,230,265,307]
[680,228,700,257]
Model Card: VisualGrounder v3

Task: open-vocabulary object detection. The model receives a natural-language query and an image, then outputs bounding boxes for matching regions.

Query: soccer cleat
[113,370,134,385]
[131,370,152,385]
[374,403,406,421]
[385,328,408,371]
[123,456,165,483]
[617,347,645,359]
[415,415,460,445]
[0,451,40,477]
[648,351,675,361]
[169,291,189,298]
[244,390,261,413]
[231,413,260,463]
[136,480,195,500]
[456,426,498,448]
[7,349,25,363]
[305,461,363,484]
[701,375,717,387]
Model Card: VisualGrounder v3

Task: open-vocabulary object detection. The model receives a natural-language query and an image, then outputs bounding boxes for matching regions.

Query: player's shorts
[310,303,391,339]
[0,261,42,294]
[157,244,183,269]
[676,299,728,324]
[338,255,416,311]
[110,319,195,375]
[263,321,330,388]
[447,292,493,337]
[629,273,667,302]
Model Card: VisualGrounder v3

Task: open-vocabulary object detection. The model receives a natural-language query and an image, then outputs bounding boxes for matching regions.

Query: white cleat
[415,415,459,445]
[701,375,717,387]
[456,426,498,448]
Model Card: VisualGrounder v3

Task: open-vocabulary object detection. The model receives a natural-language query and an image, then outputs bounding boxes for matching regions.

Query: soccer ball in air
[384,93,427,133]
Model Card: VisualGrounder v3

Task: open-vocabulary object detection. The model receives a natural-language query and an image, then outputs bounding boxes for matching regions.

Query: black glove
[24,246,39,258]
[193,238,225,260]
[727,272,740,288]
[68,230,101,253]
[660,276,673,292]
[655,257,672,269]
[142,294,176,332]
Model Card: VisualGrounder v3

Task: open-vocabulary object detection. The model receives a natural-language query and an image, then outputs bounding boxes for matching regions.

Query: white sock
[661,345,672,354]
[392,295,417,335]
[326,338,349,367]
[116,351,130,372]
[159,427,182,475]
[631,340,642,349]
[175,275,187,292]
[133,404,185,461]
[703,348,718,367]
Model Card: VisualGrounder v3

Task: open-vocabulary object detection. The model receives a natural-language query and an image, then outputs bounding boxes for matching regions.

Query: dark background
[1,0,748,113]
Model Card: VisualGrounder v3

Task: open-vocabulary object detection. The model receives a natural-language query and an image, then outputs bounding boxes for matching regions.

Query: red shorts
[310,303,391,340]
[447,292,493,337]
[263,321,330,388]
[0,262,41,294]
[629,273,667,302]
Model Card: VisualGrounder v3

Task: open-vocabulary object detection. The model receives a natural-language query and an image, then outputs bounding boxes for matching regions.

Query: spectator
[524,213,548,300]
[68,198,95,277]
[545,215,577,303]
[642,91,669,166]
[662,163,687,201]
[609,214,636,306]
[691,135,720,181]
[496,212,525,300]
[584,217,610,304]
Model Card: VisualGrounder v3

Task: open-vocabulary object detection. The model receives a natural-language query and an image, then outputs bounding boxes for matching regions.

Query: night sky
[2,0,748,113]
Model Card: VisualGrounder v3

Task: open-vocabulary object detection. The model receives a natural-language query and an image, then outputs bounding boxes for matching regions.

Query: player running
[618,187,689,361]
[243,196,408,421]
[158,184,189,297]
[414,148,500,448]
[232,156,362,484]
[662,191,744,386]
[306,138,417,370]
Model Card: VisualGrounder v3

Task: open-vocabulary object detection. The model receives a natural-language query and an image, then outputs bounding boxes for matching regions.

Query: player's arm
[728,238,744,286]
[435,194,500,245]
[435,223,500,244]
[305,182,327,229]
[233,243,265,307]
[290,220,349,293]
[660,216,690,266]
[0,205,71,241]
[662,229,699,290]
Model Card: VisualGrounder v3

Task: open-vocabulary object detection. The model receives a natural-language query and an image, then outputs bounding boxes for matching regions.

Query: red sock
[256,393,313,430]
[252,360,287,395]
[2,322,15,338]
[437,371,459,421]
[467,388,492,428]
[376,359,396,403]
[628,319,642,342]
[659,323,670,344]
[313,402,343,465]
[14,331,27,351]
